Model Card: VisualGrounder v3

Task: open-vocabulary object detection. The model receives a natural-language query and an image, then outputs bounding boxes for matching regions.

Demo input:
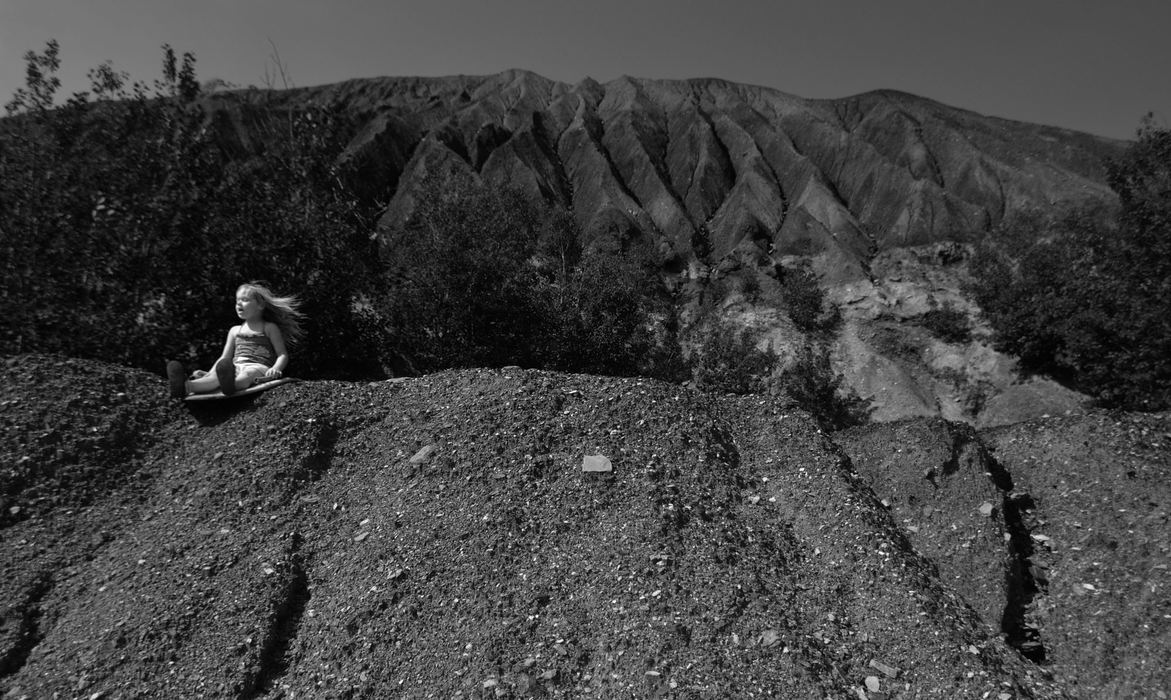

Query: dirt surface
[981,413,1171,698]
[833,420,1017,647]
[835,414,1171,699]
[1,355,1165,698]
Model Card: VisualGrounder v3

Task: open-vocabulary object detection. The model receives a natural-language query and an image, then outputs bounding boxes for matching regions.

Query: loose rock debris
[0,355,1167,697]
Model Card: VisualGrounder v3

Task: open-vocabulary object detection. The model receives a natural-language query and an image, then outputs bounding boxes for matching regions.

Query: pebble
[409,445,437,465]
[869,659,900,678]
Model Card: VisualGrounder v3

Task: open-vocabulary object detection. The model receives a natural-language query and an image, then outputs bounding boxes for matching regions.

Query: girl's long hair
[238,282,305,346]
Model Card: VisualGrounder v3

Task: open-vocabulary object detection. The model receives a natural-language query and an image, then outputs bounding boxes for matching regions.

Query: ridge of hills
[2,355,1167,698]
[237,70,1124,261]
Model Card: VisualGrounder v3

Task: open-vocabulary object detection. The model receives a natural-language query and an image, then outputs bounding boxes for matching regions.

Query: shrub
[781,266,838,333]
[686,318,870,427]
[378,178,678,377]
[553,251,668,377]
[916,303,971,344]
[778,345,871,430]
[967,119,1171,410]
[378,180,548,370]
[690,320,778,395]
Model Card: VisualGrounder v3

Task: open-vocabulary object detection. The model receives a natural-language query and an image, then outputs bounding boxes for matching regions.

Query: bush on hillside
[688,320,869,429]
[779,346,871,430]
[378,178,681,378]
[378,181,549,370]
[916,303,971,344]
[553,251,680,378]
[967,119,1171,410]
[690,320,779,395]
[780,266,838,333]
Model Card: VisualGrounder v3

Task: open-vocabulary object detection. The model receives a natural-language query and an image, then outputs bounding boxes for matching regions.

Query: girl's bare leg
[186,370,251,394]
[186,372,222,394]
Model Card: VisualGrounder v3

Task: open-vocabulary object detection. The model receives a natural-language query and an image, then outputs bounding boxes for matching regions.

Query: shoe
[215,358,238,395]
[167,361,187,398]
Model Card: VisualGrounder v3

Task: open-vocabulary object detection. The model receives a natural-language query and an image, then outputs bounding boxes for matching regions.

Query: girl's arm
[265,323,289,377]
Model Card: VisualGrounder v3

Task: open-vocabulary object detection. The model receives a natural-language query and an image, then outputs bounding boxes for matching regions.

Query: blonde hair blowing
[237,282,305,346]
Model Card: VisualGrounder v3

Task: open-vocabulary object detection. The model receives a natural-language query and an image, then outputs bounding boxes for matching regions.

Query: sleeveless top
[234,326,276,366]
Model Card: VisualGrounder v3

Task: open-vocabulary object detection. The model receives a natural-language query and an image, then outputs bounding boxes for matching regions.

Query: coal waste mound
[3,355,1167,698]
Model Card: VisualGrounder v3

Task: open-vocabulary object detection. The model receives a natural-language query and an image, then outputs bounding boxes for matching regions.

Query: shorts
[234,362,272,383]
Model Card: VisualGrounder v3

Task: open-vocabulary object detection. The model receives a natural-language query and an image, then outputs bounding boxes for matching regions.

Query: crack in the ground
[999,487,1047,663]
[241,532,311,699]
[841,421,1053,666]
[969,434,1048,664]
[0,573,53,679]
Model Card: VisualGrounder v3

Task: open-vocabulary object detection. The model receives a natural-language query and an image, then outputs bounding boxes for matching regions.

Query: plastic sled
[184,377,299,402]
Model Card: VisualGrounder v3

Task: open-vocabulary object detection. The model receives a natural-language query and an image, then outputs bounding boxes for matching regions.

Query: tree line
[0,43,698,386]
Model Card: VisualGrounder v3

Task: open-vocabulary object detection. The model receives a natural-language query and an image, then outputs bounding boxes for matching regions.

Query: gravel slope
[981,413,1171,698]
[2,355,1162,698]
[835,413,1171,699]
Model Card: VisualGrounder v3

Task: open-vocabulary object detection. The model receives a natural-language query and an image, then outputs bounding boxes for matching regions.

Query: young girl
[168,283,304,398]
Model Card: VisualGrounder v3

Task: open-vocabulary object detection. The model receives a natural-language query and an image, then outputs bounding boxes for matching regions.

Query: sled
[184,377,299,402]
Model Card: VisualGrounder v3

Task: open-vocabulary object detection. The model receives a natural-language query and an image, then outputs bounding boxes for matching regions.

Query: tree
[378,179,680,378]
[1,42,384,378]
[1,42,210,363]
[378,181,552,370]
[967,120,1171,410]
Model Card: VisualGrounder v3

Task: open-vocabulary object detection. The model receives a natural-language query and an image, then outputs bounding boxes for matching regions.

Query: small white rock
[582,454,612,472]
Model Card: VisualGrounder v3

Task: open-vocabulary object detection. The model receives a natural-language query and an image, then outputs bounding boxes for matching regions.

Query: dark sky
[2,0,1167,140]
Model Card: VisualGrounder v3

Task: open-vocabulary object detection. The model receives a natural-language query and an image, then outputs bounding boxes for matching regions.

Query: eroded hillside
[253,71,1121,264]
[209,72,1127,425]
[2,355,1167,698]
[2,68,1134,427]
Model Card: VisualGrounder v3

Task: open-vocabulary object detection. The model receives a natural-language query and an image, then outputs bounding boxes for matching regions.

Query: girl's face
[235,290,264,321]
